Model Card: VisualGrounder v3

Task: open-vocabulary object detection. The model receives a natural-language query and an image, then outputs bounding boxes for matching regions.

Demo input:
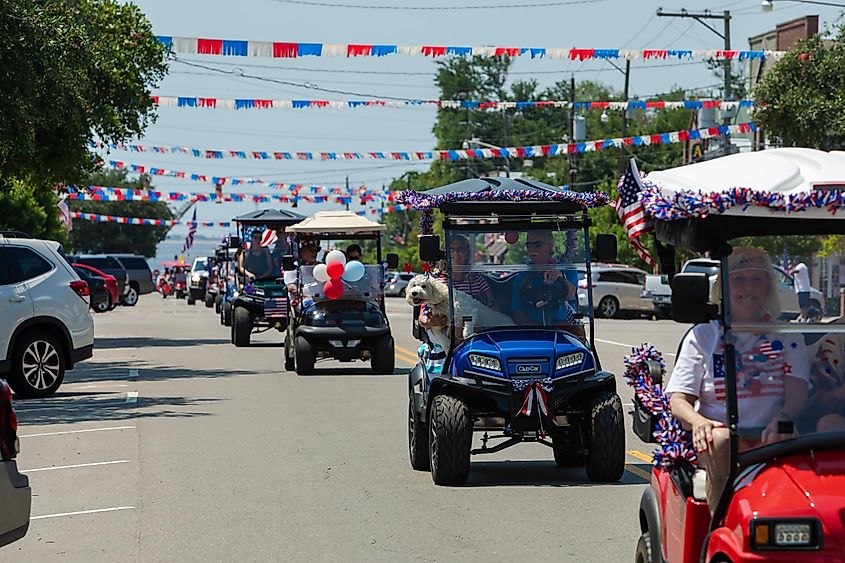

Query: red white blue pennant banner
[70,207,406,226]
[65,186,391,204]
[97,123,756,169]
[158,37,781,61]
[153,96,754,111]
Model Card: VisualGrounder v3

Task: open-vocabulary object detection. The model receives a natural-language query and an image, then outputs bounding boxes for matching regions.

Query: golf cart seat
[484,273,517,313]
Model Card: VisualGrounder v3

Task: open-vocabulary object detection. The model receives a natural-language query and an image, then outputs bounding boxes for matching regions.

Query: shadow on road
[94,337,231,349]
[14,395,220,426]
[458,460,649,488]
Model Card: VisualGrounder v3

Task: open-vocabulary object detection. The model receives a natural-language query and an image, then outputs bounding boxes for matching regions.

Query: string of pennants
[153,96,755,111]
[158,36,782,61]
[97,122,755,169]
[65,185,394,204]
[70,206,408,226]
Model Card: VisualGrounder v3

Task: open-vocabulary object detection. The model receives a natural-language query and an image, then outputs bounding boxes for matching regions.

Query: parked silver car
[642,274,672,318]
[577,264,653,318]
[385,272,416,297]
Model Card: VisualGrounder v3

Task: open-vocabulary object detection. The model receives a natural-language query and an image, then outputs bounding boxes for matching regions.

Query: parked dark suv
[69,255,134,306]
[109,254,154,299]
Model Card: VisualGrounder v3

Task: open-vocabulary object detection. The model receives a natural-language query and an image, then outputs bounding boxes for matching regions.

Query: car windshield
[192,259,207,272]
[708,239,845,454]
[445,225,590,335]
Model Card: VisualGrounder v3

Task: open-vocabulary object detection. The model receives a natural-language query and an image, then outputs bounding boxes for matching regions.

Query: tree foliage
[67,170,171,257]
[0,177,67,242]
[753,27,845,150]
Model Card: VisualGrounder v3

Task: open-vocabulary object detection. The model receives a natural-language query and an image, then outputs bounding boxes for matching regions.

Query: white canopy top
[288,210,386,234]
[645,148,845,219]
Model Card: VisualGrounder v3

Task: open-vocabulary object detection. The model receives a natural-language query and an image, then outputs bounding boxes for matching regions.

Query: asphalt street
[7,296,688,562]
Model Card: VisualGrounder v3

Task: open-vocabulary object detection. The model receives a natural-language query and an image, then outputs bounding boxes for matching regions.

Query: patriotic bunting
[64,185,392,203]
[152,95,755,112]
[158,36,782,61]
[96,122,756,168]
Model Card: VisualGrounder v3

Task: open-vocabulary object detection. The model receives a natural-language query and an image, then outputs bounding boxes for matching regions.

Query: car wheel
[121,285,139,307]
[371,335,395,374]
[9,332,65,398]
[232,306,252,347]
[635,533,652,563]
[93,296,112,313]
[295,336,315,375]
[222,302,232,327]
[429,395,472,485]
[585,391,626,482]
[409,396,430,471]
[552,436,585,468]
[597,296,619,319]
[400,288,406,298]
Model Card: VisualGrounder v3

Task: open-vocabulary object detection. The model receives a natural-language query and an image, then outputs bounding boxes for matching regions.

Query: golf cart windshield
[447,226,588,334]
[712,239,845,454]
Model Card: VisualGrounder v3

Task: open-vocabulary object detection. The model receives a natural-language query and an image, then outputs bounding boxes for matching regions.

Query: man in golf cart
[240,230,275,280]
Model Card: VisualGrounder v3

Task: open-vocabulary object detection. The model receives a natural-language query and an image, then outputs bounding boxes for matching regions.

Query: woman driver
[665,247,810,513]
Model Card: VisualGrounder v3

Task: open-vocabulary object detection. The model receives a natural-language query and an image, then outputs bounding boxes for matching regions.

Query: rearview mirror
[419,235,442,262]
[228,235,241,249]
[671,273,717,323]
[385,253,399,270]
[594,234,617,263]
[282,255,296,272]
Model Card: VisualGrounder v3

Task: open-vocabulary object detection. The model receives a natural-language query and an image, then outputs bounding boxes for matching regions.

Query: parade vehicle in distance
[283,211,399,375]
[229,209,305,347]
[186,256,208,306]
[213,238,239,325]
[400,177,624,486]
[161,262,189,299]
[627,148,845,563]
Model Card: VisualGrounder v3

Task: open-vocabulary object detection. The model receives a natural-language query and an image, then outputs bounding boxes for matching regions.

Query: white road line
[32,506,135,520]
[125,391,139,404]
[129,369,139,379]
[22,460,131,473]
[20,426,135,438]
[594,338,676,357]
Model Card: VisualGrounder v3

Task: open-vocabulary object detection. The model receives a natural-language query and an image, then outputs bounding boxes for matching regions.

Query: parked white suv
[0,234,94,398]
[577,264,653,318]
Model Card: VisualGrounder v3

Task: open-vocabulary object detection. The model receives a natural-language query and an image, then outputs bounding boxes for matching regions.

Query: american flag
[615,158,654,266]
[263,298,288,319]
[182,208,197,253]
[245,227,278,249]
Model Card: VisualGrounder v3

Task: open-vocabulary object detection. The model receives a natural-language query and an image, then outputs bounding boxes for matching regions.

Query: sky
[102,0,845,263]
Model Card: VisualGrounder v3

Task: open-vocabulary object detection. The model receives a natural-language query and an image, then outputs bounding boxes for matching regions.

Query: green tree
[753,28,845,150]
[67,170,172,257]
[0,178,67,242]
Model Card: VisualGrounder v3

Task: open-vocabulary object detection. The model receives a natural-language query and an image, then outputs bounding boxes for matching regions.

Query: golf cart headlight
[751,519,820,550]
[468,354,501,372]
[191,274,201,283]
[556,352,584,371]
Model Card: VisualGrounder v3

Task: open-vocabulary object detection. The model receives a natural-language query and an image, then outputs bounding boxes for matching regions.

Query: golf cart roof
[232,208,306,227]
[288,210,386,234]
[401,177,609,216]
[644,148,845,251]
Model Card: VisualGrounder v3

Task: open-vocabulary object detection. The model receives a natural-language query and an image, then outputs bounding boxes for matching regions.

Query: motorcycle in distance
[627,148,845,562]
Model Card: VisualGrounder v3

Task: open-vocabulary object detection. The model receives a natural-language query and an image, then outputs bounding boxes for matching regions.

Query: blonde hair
[710,247,781,320]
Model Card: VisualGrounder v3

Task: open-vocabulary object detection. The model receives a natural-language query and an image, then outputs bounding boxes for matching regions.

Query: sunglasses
[450,246,469,253]
[526,241,548,248]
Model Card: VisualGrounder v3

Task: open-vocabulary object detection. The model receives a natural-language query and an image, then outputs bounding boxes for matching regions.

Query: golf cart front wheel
[284,334,295,372]
[232,306,252,347]
[371,335,395,374]
[222,302,232,326]
[409,396,429,471]
[295,336,315,375]
[552,436,585,468]
[204,293,214,308]
[585,391,625,482]
[429,395,472,485]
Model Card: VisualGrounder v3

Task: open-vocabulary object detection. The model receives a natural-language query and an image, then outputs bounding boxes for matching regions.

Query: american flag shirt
[665,321,810,427]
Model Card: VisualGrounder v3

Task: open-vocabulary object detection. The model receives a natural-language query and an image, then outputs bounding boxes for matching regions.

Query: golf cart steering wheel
[520,276,569,309]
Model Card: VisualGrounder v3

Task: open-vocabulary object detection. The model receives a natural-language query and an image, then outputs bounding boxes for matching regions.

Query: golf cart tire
[222,302,232,327]
[429,395,472,486]
[552,437,585,468]
[204,293,214,308]
[215,293,223,314]
[295,336,315,375]
[634,533,652,563]
[187,297,196,305]
[372,335,395,374]
[232,306,252,347]
[408,396,429,471]
[597,296,619,319]
[585,391,626,482]
[284,351,295,372]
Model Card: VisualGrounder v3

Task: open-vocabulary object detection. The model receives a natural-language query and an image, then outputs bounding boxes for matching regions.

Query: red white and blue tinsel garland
[640,182,845,221]
[623,344,697,469]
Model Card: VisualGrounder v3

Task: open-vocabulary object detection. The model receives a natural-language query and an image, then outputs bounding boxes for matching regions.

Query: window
[599,270,640,284]
[5,247,52,281]
[400,274,415,282]
[115,257,150,270]
[79,257,121,270]
[0,251,11,285]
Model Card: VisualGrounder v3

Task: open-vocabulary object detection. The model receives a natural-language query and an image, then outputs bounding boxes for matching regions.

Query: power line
[267,0,609,9]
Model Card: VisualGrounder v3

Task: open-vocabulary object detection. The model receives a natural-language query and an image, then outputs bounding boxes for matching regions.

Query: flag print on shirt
[712,338,789,401]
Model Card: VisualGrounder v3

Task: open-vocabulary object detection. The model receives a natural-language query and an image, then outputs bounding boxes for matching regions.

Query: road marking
[394,344,420,362]
[71,383,129,390]
[625,463,652,481]
[627,449,654,464]
[20,426,135,438]
[394,352,419,366]
[32,506,135,520]
[125,392,139,404]
[129,369,139,378]
[594,338,676,357]
[22,460,131,473]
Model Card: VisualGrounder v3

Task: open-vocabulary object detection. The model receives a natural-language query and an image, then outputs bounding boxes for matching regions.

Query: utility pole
[345,176,350,211]
[657,8,733,155]
[568,74,576,187]
[619,59,631,175]
[502,107,511,178]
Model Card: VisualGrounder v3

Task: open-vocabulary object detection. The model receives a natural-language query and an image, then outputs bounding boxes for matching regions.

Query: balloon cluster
[311,250,366,300]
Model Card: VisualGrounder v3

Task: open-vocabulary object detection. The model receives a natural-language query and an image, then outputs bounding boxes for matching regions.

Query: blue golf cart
[402,177,624,485]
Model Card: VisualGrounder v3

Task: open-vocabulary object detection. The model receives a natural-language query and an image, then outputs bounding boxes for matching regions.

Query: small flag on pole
[615,158,654,267]
[182,208,197,254]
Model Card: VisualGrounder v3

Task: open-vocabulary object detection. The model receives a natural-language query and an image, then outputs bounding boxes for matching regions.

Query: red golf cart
[627,148,845,562]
